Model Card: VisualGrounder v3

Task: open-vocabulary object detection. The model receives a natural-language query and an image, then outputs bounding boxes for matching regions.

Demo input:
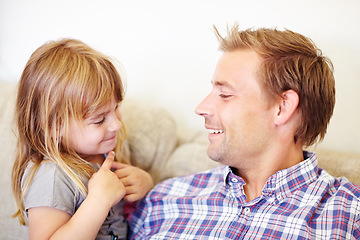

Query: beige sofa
[1,81,359,239]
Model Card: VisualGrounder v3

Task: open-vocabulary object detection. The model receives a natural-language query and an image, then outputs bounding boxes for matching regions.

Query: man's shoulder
[336,178,360,200]
[319,169,360,202]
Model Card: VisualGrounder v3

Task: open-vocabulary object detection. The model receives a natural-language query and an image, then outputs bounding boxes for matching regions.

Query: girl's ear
[51,121,64,143]
[274,90,299,126]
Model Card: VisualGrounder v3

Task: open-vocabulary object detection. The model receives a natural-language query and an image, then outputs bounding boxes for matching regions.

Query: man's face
[195,49,277,170]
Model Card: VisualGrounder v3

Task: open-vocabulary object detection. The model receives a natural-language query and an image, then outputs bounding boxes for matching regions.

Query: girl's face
[67,97,122,164]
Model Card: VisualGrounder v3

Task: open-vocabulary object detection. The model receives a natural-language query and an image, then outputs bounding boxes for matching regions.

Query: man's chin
[207,148,223,163]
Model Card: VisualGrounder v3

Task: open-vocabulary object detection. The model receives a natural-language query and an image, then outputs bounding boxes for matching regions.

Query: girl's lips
[104,135,116,142]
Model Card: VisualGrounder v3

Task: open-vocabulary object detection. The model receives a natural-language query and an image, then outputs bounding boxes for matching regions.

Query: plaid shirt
[129,151,360,239]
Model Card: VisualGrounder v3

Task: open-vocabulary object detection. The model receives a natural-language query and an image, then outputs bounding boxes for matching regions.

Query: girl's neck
[82,154,105,165]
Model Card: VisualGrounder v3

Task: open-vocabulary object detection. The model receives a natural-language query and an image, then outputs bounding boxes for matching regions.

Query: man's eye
[219,94,232,99]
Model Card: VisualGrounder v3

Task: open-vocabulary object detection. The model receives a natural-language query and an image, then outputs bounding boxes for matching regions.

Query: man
[128,25,360,239]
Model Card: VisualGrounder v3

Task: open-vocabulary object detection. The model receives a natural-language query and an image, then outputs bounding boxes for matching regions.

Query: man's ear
[274,90,299,126]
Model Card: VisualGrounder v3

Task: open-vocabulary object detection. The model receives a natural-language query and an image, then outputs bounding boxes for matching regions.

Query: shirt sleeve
[128,197,149,239]
[23,161,82,216]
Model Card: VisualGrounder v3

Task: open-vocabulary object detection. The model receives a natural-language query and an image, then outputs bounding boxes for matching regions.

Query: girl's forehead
[87,96,118,117]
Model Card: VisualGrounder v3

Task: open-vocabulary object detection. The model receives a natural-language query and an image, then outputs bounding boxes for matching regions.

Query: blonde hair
[12,38,129,225]
[214,24,335,147]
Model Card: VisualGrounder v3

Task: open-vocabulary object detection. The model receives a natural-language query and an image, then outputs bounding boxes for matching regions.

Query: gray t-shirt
[22,160,127,240]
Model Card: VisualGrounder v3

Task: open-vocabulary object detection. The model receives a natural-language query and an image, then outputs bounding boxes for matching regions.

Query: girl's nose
[108,113,122,132]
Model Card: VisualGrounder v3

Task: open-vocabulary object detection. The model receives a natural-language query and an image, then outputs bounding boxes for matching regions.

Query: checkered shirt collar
[222,151,318,199]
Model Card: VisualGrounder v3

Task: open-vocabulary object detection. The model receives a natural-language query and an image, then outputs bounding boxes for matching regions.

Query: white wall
[1,0,359,153]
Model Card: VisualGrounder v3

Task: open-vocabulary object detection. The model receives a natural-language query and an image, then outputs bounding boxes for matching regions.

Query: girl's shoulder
[24,160,70,184]
[22,160,84,216]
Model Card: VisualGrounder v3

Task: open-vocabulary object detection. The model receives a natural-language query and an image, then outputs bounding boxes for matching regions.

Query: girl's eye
[94,117,105,125]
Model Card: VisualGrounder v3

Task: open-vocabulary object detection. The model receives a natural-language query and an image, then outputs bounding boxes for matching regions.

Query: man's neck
[234,145,304,202]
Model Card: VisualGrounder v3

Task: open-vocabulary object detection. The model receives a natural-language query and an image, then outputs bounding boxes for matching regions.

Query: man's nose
[195,93,213,117]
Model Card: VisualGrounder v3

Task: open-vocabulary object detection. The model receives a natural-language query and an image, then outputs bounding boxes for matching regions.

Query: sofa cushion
[314,147,360,185]
[121,99,177,183]
[161,141,220,181]
[0,82,28,238]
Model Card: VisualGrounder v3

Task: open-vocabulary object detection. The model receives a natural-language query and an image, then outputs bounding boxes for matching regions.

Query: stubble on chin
[207,138,241,167]
[207,144,226,164]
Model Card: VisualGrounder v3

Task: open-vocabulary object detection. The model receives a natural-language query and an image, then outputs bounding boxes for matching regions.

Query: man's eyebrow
[211,80,235,90]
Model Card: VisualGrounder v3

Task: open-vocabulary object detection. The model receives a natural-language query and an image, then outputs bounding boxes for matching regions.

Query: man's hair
[214,24,335,147]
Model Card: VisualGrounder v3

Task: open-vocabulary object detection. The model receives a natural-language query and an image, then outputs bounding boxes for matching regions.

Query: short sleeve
[22,161,84,216]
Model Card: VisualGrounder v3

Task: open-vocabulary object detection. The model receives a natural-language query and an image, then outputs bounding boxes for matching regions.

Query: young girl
[11,39,154,240]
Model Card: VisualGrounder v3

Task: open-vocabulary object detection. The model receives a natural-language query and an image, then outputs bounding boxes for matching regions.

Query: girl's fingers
[100,151,115,170]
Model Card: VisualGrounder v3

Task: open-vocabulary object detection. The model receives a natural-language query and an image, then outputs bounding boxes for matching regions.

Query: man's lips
[208,129,224,134]
[205,125,224,134]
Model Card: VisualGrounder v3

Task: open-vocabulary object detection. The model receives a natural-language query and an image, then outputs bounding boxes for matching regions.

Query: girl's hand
[113,163,154,202]
[88,152,126,208]
[28,152,127,240]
